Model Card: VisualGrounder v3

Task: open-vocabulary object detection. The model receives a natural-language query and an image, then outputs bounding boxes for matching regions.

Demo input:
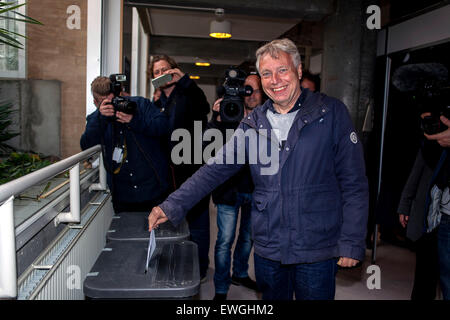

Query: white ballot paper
[144,229,156,274]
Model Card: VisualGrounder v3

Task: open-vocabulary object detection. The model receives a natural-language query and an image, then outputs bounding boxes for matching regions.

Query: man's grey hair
[255,38,301,73]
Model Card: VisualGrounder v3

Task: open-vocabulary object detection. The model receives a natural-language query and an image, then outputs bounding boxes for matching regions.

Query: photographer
[149,55,211,280]
[425,115,450,147]
[397,118,442,299]
[300,70,320,92]
[80,76,170,213]
[422,113,450,300]
[208,73,264,300]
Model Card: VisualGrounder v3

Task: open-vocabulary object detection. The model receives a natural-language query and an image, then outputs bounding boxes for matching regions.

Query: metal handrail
[0,144,106,299]
[0,145,102,204]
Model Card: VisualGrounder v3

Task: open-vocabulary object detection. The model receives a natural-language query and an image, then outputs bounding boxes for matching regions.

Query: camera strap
[128,130,162,187]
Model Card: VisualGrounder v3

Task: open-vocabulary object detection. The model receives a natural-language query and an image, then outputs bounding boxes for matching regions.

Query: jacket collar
[242,88,329,130]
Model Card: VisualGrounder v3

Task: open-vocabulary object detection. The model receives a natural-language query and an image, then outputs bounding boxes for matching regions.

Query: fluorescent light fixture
[195,61,211,67]
[195,58,211,67]
[190,75,200,79]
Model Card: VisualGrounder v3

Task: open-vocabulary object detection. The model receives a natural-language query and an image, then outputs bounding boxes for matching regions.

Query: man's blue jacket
[159,89,369,264]
[80,96,170,205]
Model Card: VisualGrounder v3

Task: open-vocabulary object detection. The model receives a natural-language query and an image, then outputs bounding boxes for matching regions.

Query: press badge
[112,147,123,163]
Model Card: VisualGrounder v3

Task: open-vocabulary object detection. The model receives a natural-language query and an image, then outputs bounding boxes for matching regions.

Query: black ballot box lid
[107,211,189,242]
[83,240,200,299]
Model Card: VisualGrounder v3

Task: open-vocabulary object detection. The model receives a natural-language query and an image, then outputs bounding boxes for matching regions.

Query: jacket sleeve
[332,100,369,261]
[127,97,169,137]
[202,114,232,151]
[159,122,246,226]
[397,150,426,216]
[177,74,210,120]
[80,110,103,150]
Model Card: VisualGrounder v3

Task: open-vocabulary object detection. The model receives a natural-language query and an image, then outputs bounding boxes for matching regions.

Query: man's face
[94,93,114,108]
[258,51,302,111]
[301,78,316,92]
[244,75,263,110]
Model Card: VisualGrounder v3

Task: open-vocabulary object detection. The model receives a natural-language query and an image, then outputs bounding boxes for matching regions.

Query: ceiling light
[195,58,211,67]
[209,8,231,39]
[190,75,200,80]
[195,62,211,67]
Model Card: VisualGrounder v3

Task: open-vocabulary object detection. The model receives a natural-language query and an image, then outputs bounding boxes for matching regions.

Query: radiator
[17,193,113,300]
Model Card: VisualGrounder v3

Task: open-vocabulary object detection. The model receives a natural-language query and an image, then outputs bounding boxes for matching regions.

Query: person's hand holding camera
[213,98,223,122]
[164,68,185,86]
[97,94,134,123]
[116,111,133,124]
[98,97,115,117]
[424,115,450,148]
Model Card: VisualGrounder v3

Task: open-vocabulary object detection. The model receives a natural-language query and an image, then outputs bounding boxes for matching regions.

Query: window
[0,0,26,79]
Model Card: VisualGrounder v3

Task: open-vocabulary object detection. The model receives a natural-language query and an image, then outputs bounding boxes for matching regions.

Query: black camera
[109,74,137,115]
[417,80,450,135]
[392,63,449,135]
[218,68,253,123]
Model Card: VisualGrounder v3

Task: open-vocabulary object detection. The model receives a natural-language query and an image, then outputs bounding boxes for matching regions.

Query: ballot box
[106,211,190,242]
[83,240,200,299]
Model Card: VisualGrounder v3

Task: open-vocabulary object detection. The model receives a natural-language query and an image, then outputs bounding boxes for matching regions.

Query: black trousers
[411,230,439,300]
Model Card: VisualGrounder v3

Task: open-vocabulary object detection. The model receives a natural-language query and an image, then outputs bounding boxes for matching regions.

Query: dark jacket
[159,89,369,264]
[205,112,254,205]
[397,141,441,241]
[80,96,169,205]
[159,74,210,188]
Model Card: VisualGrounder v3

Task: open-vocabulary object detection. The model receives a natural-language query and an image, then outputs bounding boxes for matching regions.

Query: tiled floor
[197,201,431,300]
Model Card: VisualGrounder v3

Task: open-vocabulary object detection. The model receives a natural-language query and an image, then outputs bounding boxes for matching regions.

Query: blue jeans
[438,214,450,300]
[214,193,253,294]
[254,254,338,300]
[187,204,210,279]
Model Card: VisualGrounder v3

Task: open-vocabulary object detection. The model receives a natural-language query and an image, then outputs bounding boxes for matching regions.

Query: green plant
[0,1,42,49]
[0,101,19,152]
[0,152,52,184]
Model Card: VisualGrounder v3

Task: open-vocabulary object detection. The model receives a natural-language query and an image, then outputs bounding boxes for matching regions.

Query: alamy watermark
[67,265,81,290]
[366,264,381,290]
[366,5,381,30]
[170,121,280,176]
[66,5,81,30]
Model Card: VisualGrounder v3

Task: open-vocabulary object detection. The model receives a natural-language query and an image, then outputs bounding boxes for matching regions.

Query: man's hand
[116,111,133,124]
[148,206,168,231]
[424,115,450,147]
[213,98,223,122]
[337,257,359,267]
[399,214,409,228]
[99,98,115,117]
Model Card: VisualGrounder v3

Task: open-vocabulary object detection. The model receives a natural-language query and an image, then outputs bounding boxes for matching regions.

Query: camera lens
[224,102,240,118]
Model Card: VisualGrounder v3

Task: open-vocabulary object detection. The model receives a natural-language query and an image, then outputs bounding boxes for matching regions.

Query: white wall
[309,53,322,75]
[131,8,148,97]
[85,0,102,116]
[85,0,123,116]
[101,0,122,77]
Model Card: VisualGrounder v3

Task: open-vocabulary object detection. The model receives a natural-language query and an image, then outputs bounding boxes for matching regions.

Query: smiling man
[148,38,369,300]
